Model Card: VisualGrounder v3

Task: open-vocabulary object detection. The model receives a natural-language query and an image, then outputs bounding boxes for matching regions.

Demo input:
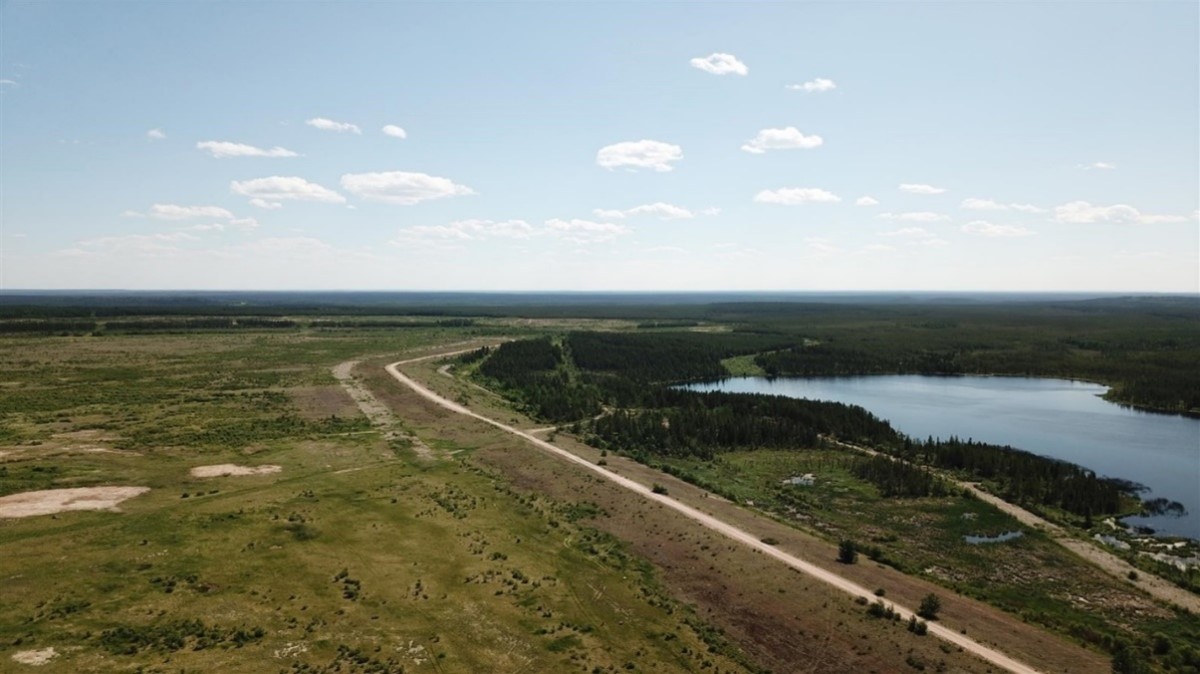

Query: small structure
[781,473,815,487]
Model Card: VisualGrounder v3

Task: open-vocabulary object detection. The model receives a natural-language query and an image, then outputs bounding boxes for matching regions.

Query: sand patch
[190,464,282,478]
[11,648,57,666]
[0,487,150,518]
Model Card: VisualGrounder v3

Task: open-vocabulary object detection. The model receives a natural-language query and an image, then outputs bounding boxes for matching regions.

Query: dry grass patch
[189,464,282,478]
[0,486,150,518]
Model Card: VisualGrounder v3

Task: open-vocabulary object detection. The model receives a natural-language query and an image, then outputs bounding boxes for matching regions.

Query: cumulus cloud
[545,218,629,243]
[339,171,475,205]
[1053,201,1187,225]
[146,128,166,141]
[596,140,683,172]
[786,78,836,93]
[961,197,1045,213]
[306,117,361,134]
[1078,161,1116,170]
[249,198,283,210]
[900,183,946,195]
[855,196,879,207]
[382,125,408,139]
[396,219,536,244]
[960,220,1035,237]
[196,141,299,158]
[592,203,699,220]
[689,53,748,76]
[149,204,234,220]
[754,188,841,205]
[878,211,950,222]
[740,127,823,154]
[231,176,346,205]
[0,79,18,87]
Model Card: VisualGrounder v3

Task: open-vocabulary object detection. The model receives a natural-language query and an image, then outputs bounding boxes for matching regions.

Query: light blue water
[683,375,1200,539]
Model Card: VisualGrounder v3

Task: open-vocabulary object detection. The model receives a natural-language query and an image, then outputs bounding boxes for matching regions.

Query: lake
[682,375,1200,539]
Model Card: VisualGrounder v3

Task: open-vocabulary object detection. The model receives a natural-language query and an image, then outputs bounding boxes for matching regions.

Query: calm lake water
[683,375,1200,539]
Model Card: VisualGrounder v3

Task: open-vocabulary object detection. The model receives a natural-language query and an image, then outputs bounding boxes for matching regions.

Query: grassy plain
[0,328,753,673]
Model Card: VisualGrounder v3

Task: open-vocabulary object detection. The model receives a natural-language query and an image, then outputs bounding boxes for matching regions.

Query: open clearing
[11,648,57,666]
[0,486,149,518]
[189,464,282,478]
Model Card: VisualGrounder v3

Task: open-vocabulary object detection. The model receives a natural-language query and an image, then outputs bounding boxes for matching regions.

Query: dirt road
[333,359,434,460]
[384,352,1046,674]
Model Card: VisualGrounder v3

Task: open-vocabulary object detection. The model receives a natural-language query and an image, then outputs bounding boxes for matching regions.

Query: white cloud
[700,207,721,216]
[596,140,683,172]
[1078,161,1116,170]
[753,187,841,205]
[306,117,362,134]
[0,79,17,86]
[58,232,198,257]
[545,218,629,244]
[249,198,283,210]
[882,227,934,238]
[689,53,748,76]
[1053,201,1187,225]
[339,171,475,205]
[960,220,1035,237]
[592,202,697,220]
[231,176,346,204]
[146,128,166,141]
[196,140,299,158]
[960,197,1005,210]
[878,211,950,222]
[961,197,1045,213]
[740,127,823,154]
[396,219,536,244]
[786,78,836,93]
[900,183,946,195]
[149,204,235,220]
[1010,203,1045,214]
[382,125,408,139]
[121,209,144,218]
[855,196,879,207]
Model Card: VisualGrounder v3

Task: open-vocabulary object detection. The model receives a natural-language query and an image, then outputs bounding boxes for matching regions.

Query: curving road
[384,351,1045,674]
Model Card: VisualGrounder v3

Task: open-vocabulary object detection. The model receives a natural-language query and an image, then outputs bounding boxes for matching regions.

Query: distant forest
[4,293,1197,413]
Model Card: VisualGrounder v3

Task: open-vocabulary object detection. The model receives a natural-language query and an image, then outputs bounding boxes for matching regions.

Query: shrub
[838,539,858,564]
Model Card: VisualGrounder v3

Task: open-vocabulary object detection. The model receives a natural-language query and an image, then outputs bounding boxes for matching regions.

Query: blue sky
[2,1,1197,291]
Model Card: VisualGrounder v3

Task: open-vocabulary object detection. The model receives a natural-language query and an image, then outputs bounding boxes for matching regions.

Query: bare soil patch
[0,487,150,518]
[11,648,57,666]
[189,464,282,478]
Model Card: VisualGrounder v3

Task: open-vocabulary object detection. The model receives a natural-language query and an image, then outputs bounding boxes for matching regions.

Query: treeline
[105,318,296,331]
[0,319,97,334]
[0,317,298,334]
[310,318,474,329]
[894,437,1130,517]
[584,390,899,460]
[568,331,797,383]
[850,455,952,498]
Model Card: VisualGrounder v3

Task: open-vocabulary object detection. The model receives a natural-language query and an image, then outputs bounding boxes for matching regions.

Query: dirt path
[828,439,1200,613]
[384,353,1045,674]
[332,359,434,460]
